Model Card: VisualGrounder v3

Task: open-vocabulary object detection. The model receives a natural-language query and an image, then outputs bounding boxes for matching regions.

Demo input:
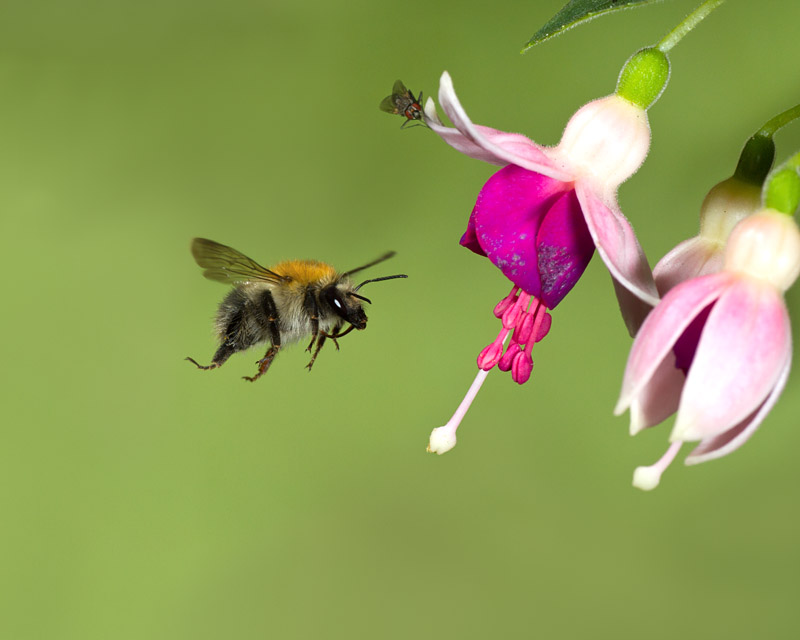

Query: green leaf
[523,0,664,52]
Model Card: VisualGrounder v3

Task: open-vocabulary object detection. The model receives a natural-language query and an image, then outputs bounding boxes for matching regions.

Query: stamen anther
[493,286,520,318]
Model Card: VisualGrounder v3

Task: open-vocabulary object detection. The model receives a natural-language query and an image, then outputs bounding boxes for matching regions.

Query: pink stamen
[514,312,535,344]
[527,300,551,343]
[511,350,533,384]
[534,311,552,342]
[502,291,531,329]
[493,286,520,318]
[498,341,520,371]
[477,328,511,370]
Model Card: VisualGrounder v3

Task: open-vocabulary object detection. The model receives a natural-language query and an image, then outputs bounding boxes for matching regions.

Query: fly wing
[379,94,400,114]
[379,80,411,114]
[392,79,408,96]
[190,238,288,284]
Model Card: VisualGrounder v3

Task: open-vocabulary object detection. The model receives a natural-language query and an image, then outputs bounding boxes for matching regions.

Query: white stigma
[427,368,491,455]
[427,426,457,455]
[632,441,682,491]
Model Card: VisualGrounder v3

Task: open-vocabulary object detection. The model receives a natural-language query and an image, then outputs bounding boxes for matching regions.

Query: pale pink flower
[654,177,762,295]
[616,210,800,489]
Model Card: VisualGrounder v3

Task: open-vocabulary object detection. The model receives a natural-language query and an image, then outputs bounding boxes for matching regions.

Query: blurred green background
[2,1,799,638]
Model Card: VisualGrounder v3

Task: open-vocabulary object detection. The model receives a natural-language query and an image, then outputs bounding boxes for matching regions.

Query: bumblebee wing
[190,238,287,284]
[379,94,399,114]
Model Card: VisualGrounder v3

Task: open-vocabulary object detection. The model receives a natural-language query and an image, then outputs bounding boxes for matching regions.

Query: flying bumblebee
[186,238,407,382]
[379,80,427,128]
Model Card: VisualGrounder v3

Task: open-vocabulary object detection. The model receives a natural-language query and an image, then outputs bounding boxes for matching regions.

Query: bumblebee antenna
[353,274,408,292]
[342,251,397,277]
[350,292,372,304]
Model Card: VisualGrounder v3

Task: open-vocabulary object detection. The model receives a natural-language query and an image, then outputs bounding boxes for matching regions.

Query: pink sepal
[615,272,732,416]
[576,184,659,331]
[673,279,791,441]
[431,72,571,181]
[628,351,685,435]
[685,352,791,464]
[654,237,724,297]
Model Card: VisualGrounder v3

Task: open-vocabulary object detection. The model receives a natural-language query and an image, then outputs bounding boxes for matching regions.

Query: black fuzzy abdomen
[214,287,274,354]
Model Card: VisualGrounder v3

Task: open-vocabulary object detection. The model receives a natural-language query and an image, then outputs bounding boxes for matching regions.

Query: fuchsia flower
[654,177,762,295]
[425,66,663,454]
[426,72,659,330]
[616,210,800,490]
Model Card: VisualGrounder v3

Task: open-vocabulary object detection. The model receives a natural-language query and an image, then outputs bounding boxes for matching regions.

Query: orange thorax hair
[269,259,340,289]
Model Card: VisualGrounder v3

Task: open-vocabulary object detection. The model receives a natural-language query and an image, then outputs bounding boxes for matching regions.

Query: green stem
[733,105,800,184]
[657,0,726,53]
[759,105,800,137]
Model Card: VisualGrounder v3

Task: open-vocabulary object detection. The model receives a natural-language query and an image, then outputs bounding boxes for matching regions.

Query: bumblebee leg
[306,322,340,371]
[243,345,280,382]
[261,289,282,347]
[305,335,327,371]
[303,289,320,353]
[243,290,282,383]
[328,324,356,350]
[307,320,352,370]
[186,339,236,370]
[185,356,219,370]
[185,306,244,373]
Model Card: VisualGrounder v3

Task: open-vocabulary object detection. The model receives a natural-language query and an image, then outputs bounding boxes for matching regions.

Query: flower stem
[657,0,726,53]
[733,104,800,185]
[758,104,800,137]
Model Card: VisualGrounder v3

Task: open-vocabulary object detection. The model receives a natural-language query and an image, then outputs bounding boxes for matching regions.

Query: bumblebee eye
[324,287,349,320]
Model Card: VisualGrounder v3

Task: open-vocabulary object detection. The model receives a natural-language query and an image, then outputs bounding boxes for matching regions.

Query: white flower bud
[724,209,800,291]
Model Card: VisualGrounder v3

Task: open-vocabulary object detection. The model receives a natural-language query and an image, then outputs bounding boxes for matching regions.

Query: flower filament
[478,285,552,385]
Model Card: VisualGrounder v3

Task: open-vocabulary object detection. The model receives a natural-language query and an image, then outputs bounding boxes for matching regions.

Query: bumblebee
[186,238,407,382]
[379,79,427,128]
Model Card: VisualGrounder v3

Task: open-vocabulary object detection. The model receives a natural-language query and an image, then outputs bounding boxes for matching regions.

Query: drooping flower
[653,177,761,295]
[426,48,670,455]
[425,70,660,333]
[615,209,800,490]
[653,131,777,296]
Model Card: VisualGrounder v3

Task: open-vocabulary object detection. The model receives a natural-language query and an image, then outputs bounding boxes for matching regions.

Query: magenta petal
[615,272,732,415]
[685,353,791,464]
[576,183,659,311]
[673,279,791,442]
[459,209,484,256]
[672,302,715,373]
[469,164,572,299]
[436,72,572,181]
[535,188,594,308]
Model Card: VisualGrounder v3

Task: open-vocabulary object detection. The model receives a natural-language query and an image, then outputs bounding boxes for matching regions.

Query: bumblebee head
[323,284,368,330]
[327,252,407,329]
